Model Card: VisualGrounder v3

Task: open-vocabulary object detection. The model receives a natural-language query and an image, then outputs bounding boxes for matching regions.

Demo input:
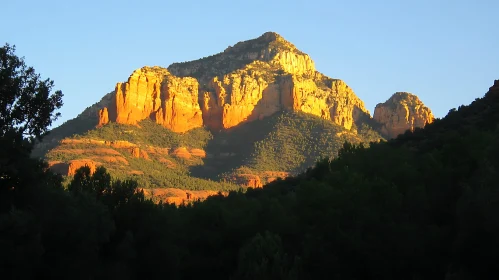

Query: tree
[0,43,63,142]
[0,43,63,204]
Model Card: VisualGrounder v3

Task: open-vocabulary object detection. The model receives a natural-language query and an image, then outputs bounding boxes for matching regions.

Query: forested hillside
[41,110,383,193]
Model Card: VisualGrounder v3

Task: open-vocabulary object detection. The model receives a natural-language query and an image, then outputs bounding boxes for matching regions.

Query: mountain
[35,32,434,203]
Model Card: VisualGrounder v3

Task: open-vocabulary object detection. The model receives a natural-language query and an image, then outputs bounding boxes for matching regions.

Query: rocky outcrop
[130,147,150,160]
[98,107,109,126]
[201,70,284,129]
[223,170,290,186]
[55,137,205,162]
[198,64,367,130]
[171,147,192,159]
[100,66,204,133]
[60,138,137,149]
[280,74,369,130]
[230,174,263,188]
[190,149,206,158]
[141,188,226,205]
[200,71,369,130]
[261,171,290,183]
[373,92,434,139]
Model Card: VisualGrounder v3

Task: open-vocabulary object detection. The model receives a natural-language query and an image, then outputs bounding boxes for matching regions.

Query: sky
[1,0,498,128]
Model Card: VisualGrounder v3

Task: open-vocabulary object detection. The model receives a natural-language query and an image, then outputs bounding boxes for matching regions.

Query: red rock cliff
[99,66,203,133]
[169,32,369,130]
[93,32,386,133]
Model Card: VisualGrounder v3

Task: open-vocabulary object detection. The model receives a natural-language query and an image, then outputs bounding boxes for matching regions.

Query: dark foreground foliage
[1,44,499,279]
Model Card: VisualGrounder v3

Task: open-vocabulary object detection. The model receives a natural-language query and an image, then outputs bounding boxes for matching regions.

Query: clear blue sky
[2,0,498,127]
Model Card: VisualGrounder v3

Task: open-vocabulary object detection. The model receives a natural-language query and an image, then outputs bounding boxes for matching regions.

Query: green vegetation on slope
[189,110,383,180]
[47,110,383,186]
[245,111,382,173]
[80,119,213,149]
[45,119,242,191]
[121,157,241,191]
[49,147,240,191]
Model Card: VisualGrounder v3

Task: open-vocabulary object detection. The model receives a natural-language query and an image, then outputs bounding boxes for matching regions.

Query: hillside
[44,111,382,194]
[34,32,433,201]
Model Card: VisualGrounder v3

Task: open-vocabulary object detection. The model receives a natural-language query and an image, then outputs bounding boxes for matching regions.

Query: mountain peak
[387,92,420,103]
[491,80,499,91]
[250,31,284,44]
[168,32,311,82]
[260,31,283,40]
[222,31,302,56]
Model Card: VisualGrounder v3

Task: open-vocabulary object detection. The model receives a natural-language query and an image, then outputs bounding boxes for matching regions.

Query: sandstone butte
[91,32,434,136]
[95,32,376,133]
[373,92,435,139]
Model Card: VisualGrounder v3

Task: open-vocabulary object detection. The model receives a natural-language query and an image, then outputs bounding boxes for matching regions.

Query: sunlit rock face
[374,92,434,139]
[96,32,371,131]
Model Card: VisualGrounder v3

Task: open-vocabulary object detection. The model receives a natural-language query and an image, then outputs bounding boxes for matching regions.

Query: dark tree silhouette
[0,43,63,196]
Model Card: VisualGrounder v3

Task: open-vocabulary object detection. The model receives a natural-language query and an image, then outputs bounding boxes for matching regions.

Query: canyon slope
[36,32,434,203]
